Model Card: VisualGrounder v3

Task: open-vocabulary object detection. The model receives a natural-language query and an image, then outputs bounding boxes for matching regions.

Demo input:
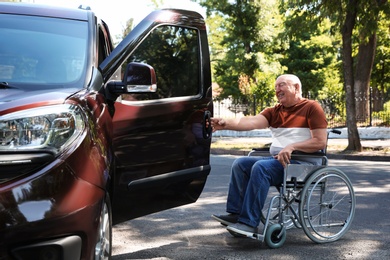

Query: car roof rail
[78,4,91,10]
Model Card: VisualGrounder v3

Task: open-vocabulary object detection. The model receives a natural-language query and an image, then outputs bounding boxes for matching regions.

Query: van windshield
[0,14,88,89]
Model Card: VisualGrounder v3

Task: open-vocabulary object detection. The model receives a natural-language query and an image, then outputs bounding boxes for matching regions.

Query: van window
[122,25,200,101]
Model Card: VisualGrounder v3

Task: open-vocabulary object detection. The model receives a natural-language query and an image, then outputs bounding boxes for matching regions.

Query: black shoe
[212,213,239,226]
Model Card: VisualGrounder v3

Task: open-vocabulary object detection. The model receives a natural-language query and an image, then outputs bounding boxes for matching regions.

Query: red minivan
[0,2,212,259]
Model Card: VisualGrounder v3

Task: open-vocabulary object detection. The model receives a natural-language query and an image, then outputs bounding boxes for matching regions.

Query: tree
[198,0,285,110]
[121,18,134,39]
[288,0,389,151]
[280,11,342,99]
[117,0,162,44]
[370,12,390,113]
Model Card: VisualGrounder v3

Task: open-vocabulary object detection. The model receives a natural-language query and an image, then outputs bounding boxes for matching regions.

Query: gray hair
[278,74,302,93]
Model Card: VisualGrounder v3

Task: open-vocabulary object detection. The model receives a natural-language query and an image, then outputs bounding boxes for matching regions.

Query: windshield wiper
[0,82,18,89]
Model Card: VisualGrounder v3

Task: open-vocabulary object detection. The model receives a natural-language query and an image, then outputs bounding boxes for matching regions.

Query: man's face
[275,76,299,107]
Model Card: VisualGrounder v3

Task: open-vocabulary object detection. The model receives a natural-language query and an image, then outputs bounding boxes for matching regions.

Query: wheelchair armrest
[248,147,270,157]
[291,150,326,157]
[249,148,327,165]
[251,147,270,152]
[291,150,328,166]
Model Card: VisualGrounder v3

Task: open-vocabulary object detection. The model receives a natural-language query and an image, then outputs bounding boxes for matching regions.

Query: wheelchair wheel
[299,167,356,243]
[265,224,286,248]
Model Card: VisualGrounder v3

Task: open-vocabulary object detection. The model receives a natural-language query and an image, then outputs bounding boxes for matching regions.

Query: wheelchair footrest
[226,226,265,241]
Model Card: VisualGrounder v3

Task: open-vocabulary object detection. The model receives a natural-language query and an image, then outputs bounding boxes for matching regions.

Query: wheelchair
[229,129,356,248]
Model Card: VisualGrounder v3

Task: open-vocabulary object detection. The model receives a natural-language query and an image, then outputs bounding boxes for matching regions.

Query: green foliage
[372,101,390,126]
[371,12,390,94]
[197,0,390,122]
[318,65,345,118]
[280,10,342,99]
[199,0,284,102]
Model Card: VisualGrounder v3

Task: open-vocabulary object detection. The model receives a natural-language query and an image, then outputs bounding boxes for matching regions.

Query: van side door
[101,9,213,224]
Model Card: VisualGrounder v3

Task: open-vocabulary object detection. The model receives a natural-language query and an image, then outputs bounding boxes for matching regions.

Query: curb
[326,154,389,162]
[213,127,390,139]
[211,148,389,162]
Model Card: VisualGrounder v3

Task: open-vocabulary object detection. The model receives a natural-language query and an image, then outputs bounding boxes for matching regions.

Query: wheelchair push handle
[329,129,342,135]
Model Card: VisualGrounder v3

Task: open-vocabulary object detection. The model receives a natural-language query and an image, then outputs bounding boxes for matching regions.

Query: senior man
[211,74,328,236]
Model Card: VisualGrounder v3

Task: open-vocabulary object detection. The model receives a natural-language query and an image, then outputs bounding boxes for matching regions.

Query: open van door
[100,9,213,224]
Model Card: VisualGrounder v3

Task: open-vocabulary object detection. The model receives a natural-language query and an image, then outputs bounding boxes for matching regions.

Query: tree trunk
[342,0,362,152]
[355,33,377,125]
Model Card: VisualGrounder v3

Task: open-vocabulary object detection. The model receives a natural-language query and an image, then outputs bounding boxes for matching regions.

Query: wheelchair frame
[232,130,356,248]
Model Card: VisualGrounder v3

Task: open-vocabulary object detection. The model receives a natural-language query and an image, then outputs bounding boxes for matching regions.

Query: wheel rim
[271,230,282,243]
[95,201,111,260]
[299,168,355,243]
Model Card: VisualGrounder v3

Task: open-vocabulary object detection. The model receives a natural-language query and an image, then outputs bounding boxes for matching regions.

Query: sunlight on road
[355,184,390,193]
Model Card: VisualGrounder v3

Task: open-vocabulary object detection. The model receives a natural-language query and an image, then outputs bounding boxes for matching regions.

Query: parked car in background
[0,2,212,259]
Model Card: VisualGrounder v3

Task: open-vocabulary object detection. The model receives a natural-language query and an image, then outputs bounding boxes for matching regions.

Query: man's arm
[276,128,328,167]
[211,114,269,132]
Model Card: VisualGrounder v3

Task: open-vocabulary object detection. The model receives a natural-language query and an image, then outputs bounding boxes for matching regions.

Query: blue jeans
[226,156,303,228]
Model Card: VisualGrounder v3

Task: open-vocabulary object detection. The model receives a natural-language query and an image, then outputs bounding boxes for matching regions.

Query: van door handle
[202,110,212,139]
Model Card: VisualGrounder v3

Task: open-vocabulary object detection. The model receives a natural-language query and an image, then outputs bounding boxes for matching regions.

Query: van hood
[0,88,79,115]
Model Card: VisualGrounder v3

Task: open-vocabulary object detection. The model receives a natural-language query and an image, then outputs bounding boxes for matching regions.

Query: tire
[95,194,112,260]
[299,167,356,243]
[265,224,286,249]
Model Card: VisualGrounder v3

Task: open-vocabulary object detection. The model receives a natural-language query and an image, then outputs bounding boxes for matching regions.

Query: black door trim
[127,165,211,191]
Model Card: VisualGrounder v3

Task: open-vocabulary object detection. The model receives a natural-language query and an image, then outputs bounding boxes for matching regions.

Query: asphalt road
[112,155,390,259]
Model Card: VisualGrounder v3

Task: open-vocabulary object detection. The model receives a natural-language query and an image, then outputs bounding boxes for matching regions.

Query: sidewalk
[211,136,390,161]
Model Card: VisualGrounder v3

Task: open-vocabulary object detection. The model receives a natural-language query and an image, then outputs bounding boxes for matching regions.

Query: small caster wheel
[265,224,286,248]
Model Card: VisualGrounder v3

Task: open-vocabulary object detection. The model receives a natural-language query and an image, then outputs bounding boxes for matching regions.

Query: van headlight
[0,104,85,155]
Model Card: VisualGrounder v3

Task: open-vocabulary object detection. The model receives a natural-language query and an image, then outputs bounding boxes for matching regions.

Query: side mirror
[107,62,157,95]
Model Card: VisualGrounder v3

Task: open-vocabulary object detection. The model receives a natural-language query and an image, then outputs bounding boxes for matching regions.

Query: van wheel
[95,194,112,260]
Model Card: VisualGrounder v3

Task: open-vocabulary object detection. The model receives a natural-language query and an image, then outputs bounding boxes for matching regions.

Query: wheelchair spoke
[299,168,356,243]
